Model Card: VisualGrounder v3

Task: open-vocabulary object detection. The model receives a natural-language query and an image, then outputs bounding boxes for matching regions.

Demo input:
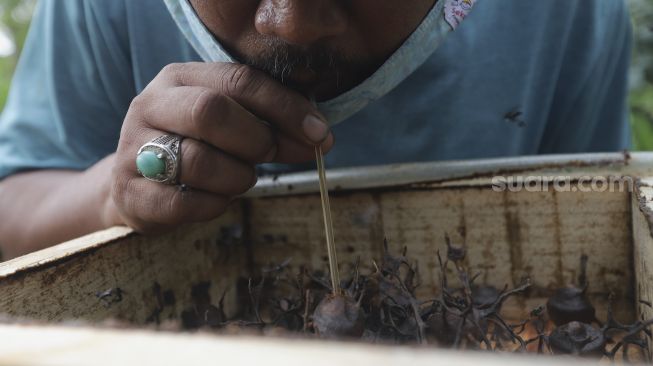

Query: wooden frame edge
[0,227,134,279]
[0,323,591,366]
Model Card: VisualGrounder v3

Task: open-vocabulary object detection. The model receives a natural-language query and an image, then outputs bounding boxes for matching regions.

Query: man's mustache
[239,38,350,83]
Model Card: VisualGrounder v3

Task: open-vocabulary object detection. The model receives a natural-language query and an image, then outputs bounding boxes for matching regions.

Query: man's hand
[111,62,334,232]
[0,62,335,258]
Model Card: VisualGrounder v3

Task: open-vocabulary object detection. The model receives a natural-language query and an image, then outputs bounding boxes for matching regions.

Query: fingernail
[302,114,330,144]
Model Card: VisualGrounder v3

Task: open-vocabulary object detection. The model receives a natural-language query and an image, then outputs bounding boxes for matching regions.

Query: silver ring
[136,134,183,185]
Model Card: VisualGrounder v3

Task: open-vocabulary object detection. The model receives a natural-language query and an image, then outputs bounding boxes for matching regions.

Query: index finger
[159,62,333,147]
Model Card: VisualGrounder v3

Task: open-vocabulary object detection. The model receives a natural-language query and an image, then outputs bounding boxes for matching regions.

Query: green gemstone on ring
[137,150,166,179]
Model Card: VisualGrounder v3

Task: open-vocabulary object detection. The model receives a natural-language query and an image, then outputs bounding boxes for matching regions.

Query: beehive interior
[0,182,638,330]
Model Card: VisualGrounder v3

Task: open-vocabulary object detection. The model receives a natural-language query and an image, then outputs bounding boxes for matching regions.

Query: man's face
[189,0,437,101]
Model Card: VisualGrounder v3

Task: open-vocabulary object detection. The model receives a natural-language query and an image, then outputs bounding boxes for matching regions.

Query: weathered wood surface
[251,152,653,197]
[248,183,634,321]
[633,178,653,359]
[0,324,595,366]
[0,182,635,323]
[0,153,649,366]
[0,227,134,278]
[0,207,246,323]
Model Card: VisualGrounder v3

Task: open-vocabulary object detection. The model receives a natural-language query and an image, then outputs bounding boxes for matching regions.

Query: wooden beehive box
[1,152,653,365]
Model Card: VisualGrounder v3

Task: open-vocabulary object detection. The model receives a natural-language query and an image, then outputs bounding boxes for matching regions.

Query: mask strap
[163,0,236,63]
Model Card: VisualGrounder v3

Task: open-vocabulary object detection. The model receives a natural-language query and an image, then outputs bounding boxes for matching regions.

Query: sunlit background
[0,0,651,149]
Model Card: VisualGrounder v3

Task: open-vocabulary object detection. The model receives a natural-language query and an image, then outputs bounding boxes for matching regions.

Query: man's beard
[233,37,377,98]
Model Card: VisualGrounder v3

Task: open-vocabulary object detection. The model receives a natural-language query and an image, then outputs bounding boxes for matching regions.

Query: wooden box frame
[1,152,653,365]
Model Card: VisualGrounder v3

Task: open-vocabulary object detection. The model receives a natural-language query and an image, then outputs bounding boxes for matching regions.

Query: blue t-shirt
[0,0,633,179]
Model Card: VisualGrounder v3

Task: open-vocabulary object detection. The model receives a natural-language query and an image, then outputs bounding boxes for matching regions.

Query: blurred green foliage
[629,0,653,150]
[0,0,651,150]
[0,0,34,110]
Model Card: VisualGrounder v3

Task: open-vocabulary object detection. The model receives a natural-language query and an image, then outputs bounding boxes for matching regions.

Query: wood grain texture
[0,227,134,278]
[247,184,634,321]
[0,207,245,324]
[0,159,649,364]
[0,181,637,323]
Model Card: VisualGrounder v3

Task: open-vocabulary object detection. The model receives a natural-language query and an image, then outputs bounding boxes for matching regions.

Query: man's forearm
[0,155,120,259]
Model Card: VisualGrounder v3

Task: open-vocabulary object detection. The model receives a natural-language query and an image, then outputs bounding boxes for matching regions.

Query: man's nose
[255,0,347,46]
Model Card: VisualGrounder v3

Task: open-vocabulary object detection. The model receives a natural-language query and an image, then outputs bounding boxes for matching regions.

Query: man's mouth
[230,39,377,100]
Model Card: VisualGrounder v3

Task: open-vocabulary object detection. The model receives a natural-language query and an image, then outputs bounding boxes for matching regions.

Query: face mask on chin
[163,0,476,125]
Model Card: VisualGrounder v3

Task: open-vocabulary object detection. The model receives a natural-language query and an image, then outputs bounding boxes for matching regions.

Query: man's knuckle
[190,90,222,131]
[160,63,184,82]
[120,126,148,151]
[225,64,261,97]
[128,96,163,132]
[128,93,150,117]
